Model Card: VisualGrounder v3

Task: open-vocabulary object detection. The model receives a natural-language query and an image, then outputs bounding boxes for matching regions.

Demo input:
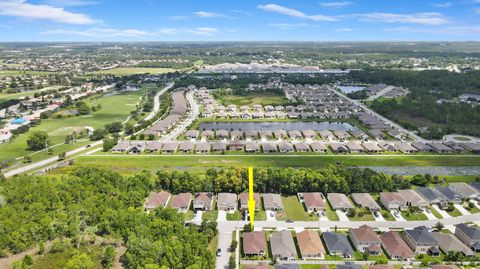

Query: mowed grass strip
[281,196,319,221]
[68,154,480,175]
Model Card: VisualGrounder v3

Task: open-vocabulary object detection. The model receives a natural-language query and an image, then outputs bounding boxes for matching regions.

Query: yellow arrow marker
[247,167,255,229]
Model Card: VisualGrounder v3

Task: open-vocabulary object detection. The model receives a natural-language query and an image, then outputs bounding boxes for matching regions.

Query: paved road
[160,89,199,141]
[143,82,174,122]
[329,85,425,142]
[215,212,480,269]
[3,140,103,177]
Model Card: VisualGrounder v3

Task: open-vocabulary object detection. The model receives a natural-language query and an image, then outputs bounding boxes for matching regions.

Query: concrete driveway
[432,205,452,219]
[391,210,405,221]
[423,209,438,220]
[218,211,227,221]
[336,210,349,221]
[266,210,276,221]
[454,204,470,215]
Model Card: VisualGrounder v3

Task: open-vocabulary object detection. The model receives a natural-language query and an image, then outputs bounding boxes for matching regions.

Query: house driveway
[266,210,276,221]
[423,209,438,220]
[218,210,227,221]
[454,204,470,215]
[336,210,349,221]
[432,205,452,218]
[391,210,405,221]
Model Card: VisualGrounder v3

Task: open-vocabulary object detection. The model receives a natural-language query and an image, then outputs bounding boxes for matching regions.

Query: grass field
[0,70,55,76]
[429,206,443,219]
[93,67,176,76]
[401,209,428,221]
[218,92,286,106]
[30,245,102,269]
[446,207,462,217]
[0,86,62,103]
[325,200,339,221]
[0,89,144,163]
[60,154,480,175]
[282,196,319,221]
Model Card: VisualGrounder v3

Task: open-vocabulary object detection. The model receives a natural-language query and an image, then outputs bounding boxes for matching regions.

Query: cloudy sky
[0,0,480,41]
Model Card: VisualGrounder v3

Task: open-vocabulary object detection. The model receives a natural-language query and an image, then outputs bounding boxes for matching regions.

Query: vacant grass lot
[401,209,428,221]
[30,245,103,269]
[0,89,143,163]
[0,86,62,104]
[282,196,319,221]
[65,154,480,175]
[218,92,286,106]
[93,67,175,76]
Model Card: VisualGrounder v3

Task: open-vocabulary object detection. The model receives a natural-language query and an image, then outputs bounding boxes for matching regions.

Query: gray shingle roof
[322,232,353,256]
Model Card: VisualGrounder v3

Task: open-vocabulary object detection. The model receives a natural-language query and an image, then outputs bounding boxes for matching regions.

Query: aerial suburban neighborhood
[1,1,480,269]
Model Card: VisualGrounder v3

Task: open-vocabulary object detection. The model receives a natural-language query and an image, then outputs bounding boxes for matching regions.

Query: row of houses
[245,264,456,269]
[143,191,285,213]
[142,90,188,136]
[243,224,480,261]
[185,129,366,140]
[111,139,480,154]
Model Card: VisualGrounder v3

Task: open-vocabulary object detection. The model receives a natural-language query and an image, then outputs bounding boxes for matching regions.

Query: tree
[104,121,123,133]
[124,123,134,135]
[58,152,67,161]
[90,129,106,141]
[102,246,116,269]
[66,253,94,269]
[26,131,50,150]
[76,103,91,115]
[103,137,118,152]
[410,174,427,186]
[435,222,444,231]
[23,255,33,266]
[23,155,32,163]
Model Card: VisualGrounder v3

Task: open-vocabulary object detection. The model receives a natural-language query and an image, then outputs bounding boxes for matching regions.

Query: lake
[199,121,357,131]
[357,166,480,176]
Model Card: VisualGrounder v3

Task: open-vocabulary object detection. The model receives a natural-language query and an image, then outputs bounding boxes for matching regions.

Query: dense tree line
[155,166,411,195]
[0,168,214,268]
[348,69,480,137]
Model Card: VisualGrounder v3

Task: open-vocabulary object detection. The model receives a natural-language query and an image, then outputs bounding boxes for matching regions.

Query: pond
[357,166,480,176]
[337,85,366,94]
[199,121,357,131]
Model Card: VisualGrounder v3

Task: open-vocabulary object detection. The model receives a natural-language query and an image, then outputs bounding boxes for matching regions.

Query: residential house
[394,142,418,153]
[455,223,480,251]
[298,192,325,213]
[195,142,210,154]
[178,141,194,153]
[349,225,382,255]
[170,193,192,212]
[193,192,213,211]
[245,142,260,153]
[243,231,267,257]
[415,187,448,208]
[310,142,327,153]
[111,140,130,153]
[346,142,364,153]
[449,183,479,200]
[351,193,381,212]
[239,192,261,211]
[270,230,297,261]
[327,193,354,211]
[434,186,462,204]
[217,193,237,211]
[398,189,429,209]
[278,141,294,153]
[144,191,171,211]
[322,232,354,258]
[294,142,310,152]
[262,142,278,153]
[411,141,433,152]
[427,142,453,153]
[380,231,414,261]
[380,192,407,211]
[211,141,227,153]
[329,142,349,153]
[161,142,177,153]
[297,230,325,259]
[431,232,475,257]
[402,227,440,255]
[185,130,199,139]
[273,129,288,139]
[263,193,284,211]
[318,130,335,140]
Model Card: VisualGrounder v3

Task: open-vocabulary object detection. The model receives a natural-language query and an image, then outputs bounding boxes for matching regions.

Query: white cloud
[43,0,98,7]
[319,2,353,8]
[432,2,452,8]
[186,27,219,36]
[269,22,317,30]
[335,27,353,32]
[354,12,449,25]
[43,28,152,37]
[194,11,227,18]
[231,10,252,16]
[0,0,96,24]
[257,3,337,21]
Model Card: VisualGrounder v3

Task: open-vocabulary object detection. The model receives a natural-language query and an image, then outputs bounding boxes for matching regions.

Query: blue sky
[0,0,480,41]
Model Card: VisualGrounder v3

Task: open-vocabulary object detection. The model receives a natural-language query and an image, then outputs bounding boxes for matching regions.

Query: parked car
[216,248,222,257]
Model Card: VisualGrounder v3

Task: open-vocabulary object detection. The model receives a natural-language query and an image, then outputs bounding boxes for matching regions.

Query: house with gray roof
[415,187,448,208]
[111,140,130,153]
[455,223,480,251]
[319,130,335,140]
[322,232,354,258]
[351,193,381,212]
[411,141,433,152]
[259,130,273,139]
[432,232,475,257]
[245,142,260,153]
[301,130,316,139]
[216,129,229,139]
[145,141,162,152]
[329,142,349,153]
[273,129,287,138]
[449,183,479,199]
[245,130,258,139]
[402,227,440,255]
[328,193,354,211]
[346,142,364,153]
[195,142,210,154]
[288,130,302,139]
[185,130,199,139]
[310,142,327,153]
[217,193,237,211]
[178,141,194,153]
[211,141,226,153]
[294,142,310,152]
[426,142,453,153]
[398,189,429,209]
[270,230,297,261]
[262,143,277,153]
[434,186,462,204]
[278,141,294,153]
[394,142,418,153]
[161,142,177,153]
[263,193,284,211]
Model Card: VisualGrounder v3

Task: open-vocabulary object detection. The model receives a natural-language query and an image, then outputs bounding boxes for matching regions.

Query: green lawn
[182,210,194,221]
[202,210,218,221]
[227,211,242,221]
[380,209,395,221]
[282,196,319,221]
[65,154,480,175]
[0,89,144,163]
[30,245,103,269]
[348,209,376,221]
[325,200,339,221]
[0,70,55,76]
[401,209,428,221]
[0,86,62,103]
[429,206,443,219]
[218,92,287,106]
[93,67,176,76]
[466,205,480,214]
[446,207,463,217]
